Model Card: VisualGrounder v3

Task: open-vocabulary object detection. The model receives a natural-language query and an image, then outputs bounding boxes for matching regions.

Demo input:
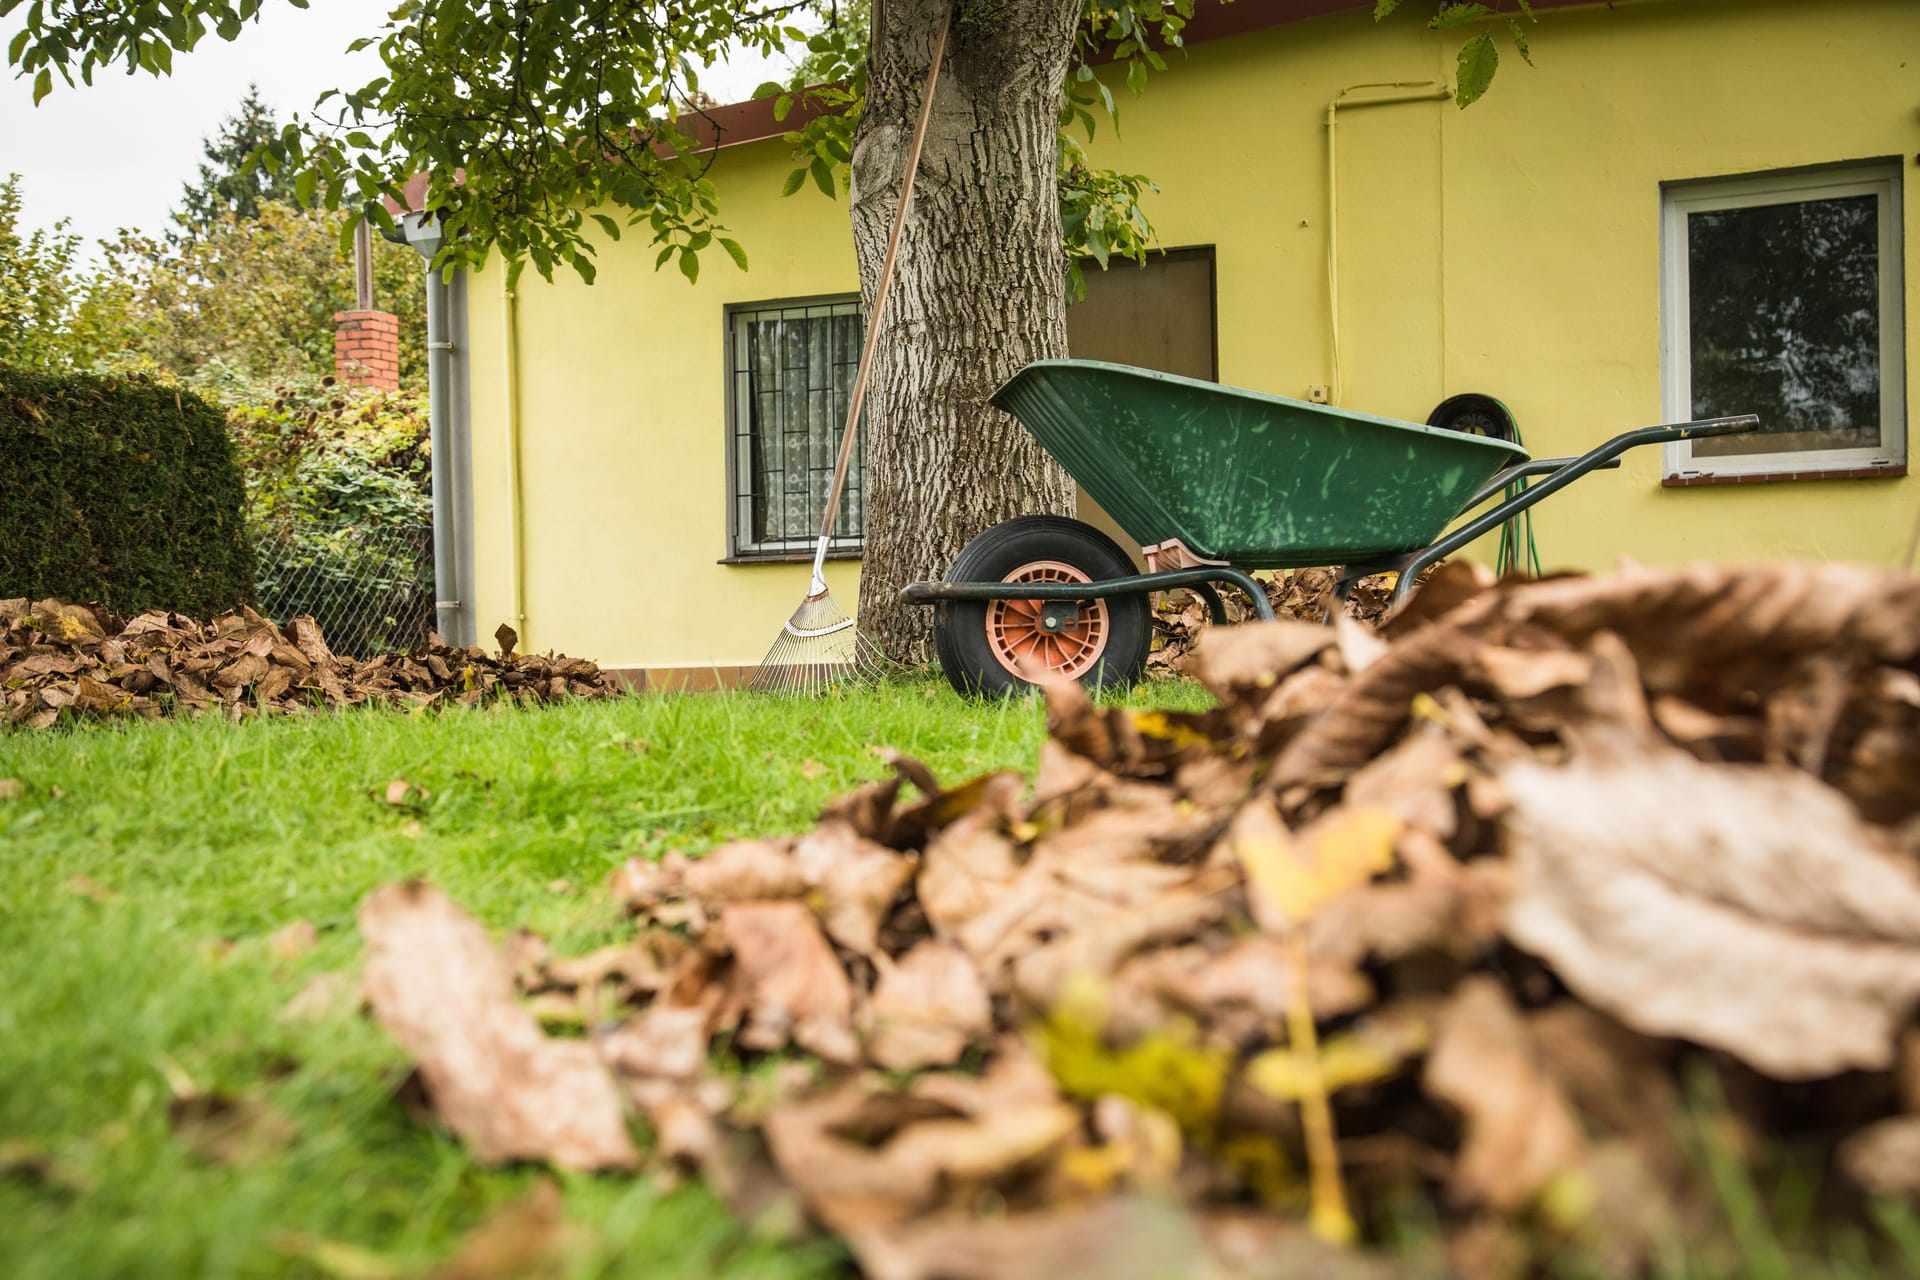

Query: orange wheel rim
[985,560,1109,681]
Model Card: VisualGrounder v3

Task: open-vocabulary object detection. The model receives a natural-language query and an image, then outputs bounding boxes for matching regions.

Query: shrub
[226,375,434,654]
[0,366,255,615]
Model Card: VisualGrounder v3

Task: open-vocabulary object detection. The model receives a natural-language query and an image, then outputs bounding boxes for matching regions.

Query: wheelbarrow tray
[991,360,1529,568]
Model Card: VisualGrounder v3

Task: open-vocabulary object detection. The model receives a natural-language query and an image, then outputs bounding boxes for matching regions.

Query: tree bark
[851,0,1080,665]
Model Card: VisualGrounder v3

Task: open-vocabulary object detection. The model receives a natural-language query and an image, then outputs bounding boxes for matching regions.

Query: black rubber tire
[932,515,1152,699]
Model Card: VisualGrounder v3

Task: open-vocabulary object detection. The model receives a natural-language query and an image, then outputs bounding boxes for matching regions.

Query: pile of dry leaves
[358,561,1920,1278]
[1149,569,1397,678]
[2,598,614,727]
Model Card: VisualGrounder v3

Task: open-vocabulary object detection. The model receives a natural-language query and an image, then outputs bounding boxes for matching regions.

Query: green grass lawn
[0,679,1210,1279]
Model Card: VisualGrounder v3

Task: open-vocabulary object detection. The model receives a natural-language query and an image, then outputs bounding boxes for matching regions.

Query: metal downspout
[424,271,464,643]
[501,280,528,646]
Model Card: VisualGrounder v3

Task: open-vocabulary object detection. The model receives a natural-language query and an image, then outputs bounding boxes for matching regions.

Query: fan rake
[748,4,950,694]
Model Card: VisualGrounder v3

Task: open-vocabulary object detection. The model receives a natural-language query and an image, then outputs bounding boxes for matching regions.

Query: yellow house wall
[463,0,1918,673]
[463,141,863,671]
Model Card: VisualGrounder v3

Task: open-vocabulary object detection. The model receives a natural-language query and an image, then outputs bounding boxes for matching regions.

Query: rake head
[748,589,890,695]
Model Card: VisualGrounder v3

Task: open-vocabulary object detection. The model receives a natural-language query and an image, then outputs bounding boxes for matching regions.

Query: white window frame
[1660,161,1906,481]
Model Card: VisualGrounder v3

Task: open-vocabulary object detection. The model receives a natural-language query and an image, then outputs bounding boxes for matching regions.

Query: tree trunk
[851,0,1080,665]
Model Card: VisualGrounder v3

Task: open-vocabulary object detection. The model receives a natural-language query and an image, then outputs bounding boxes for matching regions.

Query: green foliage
[227,375,431,529]
[4,0,1534,291]
[1374,0,1536,107]
[93,201,427,388]
[0,175,127,373]
[0,170,424,388]
[0,366,255,615]
[226,376,432,654]
[175,83,301,236]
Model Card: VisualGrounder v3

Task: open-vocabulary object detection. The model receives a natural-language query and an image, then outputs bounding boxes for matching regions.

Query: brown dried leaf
[917,776,1024,938]
[846,1196,1212,1280]
[597,1004,709,1081]
[1502,743,1920,1078]
[1473,645,1593,700]
[863,942,991,1071]
[170,1089,300,1166]
[681,840,806,902]
[1839,1114,1920,1198]
[1424,977,1586,1212]
[1195,620,1336,701]
[278,970,363,1023]
[267,919,319,958]
[792,819,916,955]
[359,881,638,1169]
[721,901,859,1063]
[430,1180,587,1280]
[763,1078,1080,1236]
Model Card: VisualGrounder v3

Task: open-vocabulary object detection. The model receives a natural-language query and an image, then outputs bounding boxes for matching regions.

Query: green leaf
[591,213,621,241]
[1506,17,1533,65]
[677,245,699,284]
[1126,59,1146,96]
[7,29,31,65]
[150,39,171,75]
[781,167,807,198]
[655,244,675,269]
[1371,0,1403,17]
[1087,224,1110,269]
[718,237,747,271]
[1515,0,1536,16]
[346,130,373,148]
[773,92,793,122]
[1432,2,1494,30]
[752,80,783,99]
[31,67,50,104]
[294,169,317,209]
[810,156,834,198]
[1454,33,1498,107]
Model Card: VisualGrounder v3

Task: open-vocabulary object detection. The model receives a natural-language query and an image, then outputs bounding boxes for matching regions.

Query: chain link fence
[249,520,434,657]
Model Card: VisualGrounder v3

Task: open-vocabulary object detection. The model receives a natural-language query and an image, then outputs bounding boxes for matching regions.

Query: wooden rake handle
[817,4,952,543]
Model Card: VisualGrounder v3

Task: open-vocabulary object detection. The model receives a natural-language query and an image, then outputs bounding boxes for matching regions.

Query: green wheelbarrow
[901,359,1758,698]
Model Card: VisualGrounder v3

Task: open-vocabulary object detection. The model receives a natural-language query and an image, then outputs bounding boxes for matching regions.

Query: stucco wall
[464,0,1919,673]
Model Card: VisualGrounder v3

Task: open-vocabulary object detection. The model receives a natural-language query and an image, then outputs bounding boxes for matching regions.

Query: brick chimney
[333,310,401,390]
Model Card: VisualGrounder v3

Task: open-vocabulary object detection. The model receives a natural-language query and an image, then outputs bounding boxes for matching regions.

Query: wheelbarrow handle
[1388,412,1762,607]
[1463,414,1761,509]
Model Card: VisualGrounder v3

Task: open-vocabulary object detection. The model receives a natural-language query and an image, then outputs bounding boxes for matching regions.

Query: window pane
[730,299,864,552]
[1689,192,1882,457]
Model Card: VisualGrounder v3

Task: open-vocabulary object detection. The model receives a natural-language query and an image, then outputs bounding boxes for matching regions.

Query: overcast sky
[0,0,789,251]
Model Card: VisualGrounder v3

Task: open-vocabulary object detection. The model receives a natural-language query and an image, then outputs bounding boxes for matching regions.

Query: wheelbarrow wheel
[933,515,1151,699]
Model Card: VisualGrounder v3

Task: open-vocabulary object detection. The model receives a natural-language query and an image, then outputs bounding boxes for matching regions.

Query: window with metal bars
[726,296,865,558]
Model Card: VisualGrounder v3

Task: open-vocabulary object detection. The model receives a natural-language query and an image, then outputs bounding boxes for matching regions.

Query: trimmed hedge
[0,367,255,615]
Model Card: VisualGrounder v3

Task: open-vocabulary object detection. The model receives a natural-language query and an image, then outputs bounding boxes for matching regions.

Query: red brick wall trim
[1662,464,1908,488]
[602,665,758,693]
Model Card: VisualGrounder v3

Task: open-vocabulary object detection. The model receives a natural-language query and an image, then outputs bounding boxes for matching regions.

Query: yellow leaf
[1126,709,1212,749]
[1244,1018,1430,1101]
[1231,798,1401,928]
[1035,973,1232,1139]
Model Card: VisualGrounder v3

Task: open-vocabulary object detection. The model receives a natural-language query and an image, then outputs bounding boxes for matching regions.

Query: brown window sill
[1662,464,1906,488]
[719,549,863,565]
